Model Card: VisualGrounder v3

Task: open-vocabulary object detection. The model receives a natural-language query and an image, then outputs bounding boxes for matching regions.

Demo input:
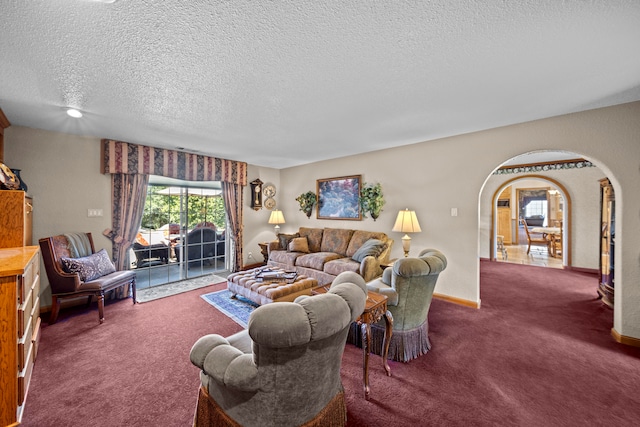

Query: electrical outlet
[248,252,254,260]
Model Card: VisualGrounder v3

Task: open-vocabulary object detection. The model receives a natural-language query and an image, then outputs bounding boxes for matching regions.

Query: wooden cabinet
[497,186,512,244]
[497,207,512,244]
[0,246,41,426]
[598,178,615,308]
[0,190,33,248]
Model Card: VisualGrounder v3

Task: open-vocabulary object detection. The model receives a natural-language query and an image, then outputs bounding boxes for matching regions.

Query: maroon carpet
[22,261,640,426]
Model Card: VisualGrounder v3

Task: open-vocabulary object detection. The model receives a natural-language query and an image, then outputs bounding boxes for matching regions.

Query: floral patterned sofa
[267,227,393,285]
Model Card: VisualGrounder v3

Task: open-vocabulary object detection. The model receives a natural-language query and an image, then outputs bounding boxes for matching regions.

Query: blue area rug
[200,289,259,327]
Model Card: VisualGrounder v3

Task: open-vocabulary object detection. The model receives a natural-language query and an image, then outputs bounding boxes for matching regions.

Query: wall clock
[250,179,263,211]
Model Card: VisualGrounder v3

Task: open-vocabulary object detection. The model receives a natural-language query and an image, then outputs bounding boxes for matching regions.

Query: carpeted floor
[20,261,640,426]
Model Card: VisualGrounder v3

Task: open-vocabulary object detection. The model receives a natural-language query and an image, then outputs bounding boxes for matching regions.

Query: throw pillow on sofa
[61,249,117,282]
[352,239,386,262]
[278,233,300,250]
[288,237,310,253]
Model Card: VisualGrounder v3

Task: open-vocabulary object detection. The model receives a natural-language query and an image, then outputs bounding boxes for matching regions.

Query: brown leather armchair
[39,233,137,324]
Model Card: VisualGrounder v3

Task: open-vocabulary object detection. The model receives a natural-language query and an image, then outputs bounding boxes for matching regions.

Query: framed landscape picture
[316,175,362,220]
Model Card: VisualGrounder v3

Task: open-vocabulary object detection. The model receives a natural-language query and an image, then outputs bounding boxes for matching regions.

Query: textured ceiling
[1,0,639,169]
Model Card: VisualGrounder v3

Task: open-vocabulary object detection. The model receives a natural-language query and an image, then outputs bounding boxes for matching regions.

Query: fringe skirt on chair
[193,386,347,427]
[347,320,432,363]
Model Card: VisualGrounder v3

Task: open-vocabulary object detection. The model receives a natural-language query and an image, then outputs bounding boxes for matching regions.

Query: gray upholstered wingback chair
[359,248,447,362]
[189,271,367,427]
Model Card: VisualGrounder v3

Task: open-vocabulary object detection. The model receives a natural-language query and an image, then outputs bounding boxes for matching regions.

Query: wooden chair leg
[97,293,105,324]
[49,296,61,325]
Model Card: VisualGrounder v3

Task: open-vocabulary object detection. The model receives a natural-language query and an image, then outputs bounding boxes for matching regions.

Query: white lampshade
[268,210,285,234]
[392,209,421,257]
[392,209,421,233]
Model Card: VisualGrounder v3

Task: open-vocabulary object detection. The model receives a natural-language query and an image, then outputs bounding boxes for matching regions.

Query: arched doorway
[490,175,572,267]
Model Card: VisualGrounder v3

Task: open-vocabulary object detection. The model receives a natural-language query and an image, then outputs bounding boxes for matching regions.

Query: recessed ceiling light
[66,108,83,118]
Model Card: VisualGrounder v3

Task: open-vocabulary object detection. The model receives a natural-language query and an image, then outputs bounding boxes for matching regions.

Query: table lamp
[392,209,422,257]
[268,209,285,235]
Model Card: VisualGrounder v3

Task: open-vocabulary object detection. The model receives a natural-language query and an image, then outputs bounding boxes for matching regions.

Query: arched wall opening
[490,175,572,266]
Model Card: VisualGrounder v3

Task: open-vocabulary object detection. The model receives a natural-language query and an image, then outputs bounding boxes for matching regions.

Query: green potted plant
[359,182,385,220]
[296,191,317,218]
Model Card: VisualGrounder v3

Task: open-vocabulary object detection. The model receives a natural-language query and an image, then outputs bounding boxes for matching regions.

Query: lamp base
[402,235,411,257]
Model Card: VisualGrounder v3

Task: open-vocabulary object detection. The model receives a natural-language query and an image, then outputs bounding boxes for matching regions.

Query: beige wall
[275,101,640,340]
[243,164,281,264]
[5,101,640,340]
[5,128,112,307]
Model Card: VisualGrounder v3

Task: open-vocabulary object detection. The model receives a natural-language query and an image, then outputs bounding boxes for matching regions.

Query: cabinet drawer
[18,273,24,305]
[18,286,34,337]
[18,312,35,371]
[32,270,40,307]
[32,316,41,363]
[32,295,40,328]
[18,297,40,369]
[18,343,35,405]
[18,258,35,305]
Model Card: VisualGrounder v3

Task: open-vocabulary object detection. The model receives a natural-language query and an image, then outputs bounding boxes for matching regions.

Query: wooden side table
[312,286,393,399]
[359,291,393,399]
[380,258,398,269]
[258,242,269,263]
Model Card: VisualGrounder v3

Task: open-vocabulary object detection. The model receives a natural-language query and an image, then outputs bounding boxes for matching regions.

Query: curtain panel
[102,173,149,298]
[222,181,244,273]
[100,139,247,185]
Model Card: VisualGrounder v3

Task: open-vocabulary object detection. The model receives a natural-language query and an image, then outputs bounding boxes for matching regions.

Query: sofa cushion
[320,228,354,256]
[351,239,386,262]
[288,237,310,253]
[296,252,342,271]
[299,227,323,253]
[61,249,116,282]
[323,257,360,277]
[269,250,303,267]
[277,233,299,250]
[346,230,389,257]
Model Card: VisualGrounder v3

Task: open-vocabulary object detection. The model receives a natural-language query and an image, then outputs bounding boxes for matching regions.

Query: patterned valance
[100,139,247,186]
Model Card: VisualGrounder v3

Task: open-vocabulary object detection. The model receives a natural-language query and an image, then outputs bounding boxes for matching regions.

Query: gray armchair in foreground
[353,248,447,362]
[189,271,367,427]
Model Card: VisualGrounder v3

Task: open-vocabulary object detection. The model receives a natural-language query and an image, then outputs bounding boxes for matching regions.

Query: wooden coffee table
[313,285,393,399]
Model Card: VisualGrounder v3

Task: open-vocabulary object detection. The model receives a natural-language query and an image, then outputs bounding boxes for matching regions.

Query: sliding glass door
[131,179,227,289]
